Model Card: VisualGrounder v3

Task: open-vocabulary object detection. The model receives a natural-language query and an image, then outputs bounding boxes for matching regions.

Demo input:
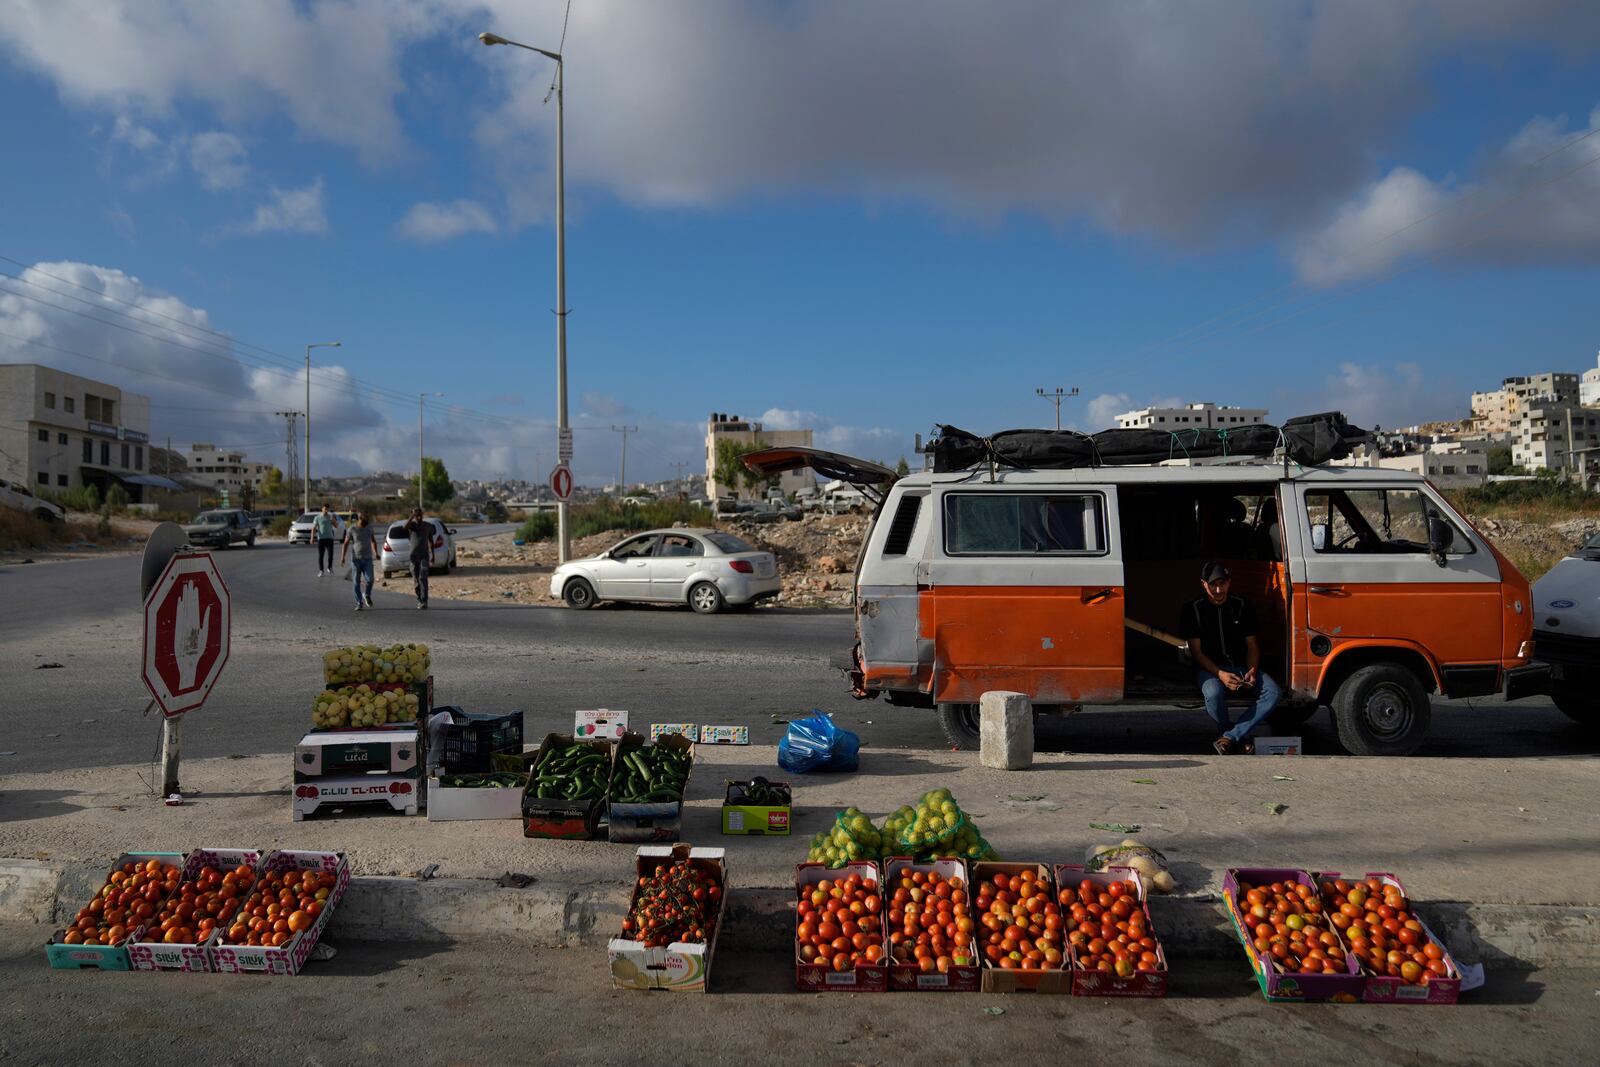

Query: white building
[0,362,169,500]
[1334,442,1489,489]
[1472,371,1580,433]
[1512,401,1600,481]
[1114,402,1268,430]
[704,412,814,501]
[185,443,274,495]
[1581,352,1600,407]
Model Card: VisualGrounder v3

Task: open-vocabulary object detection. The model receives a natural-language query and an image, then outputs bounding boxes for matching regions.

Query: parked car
[381,518,457,578]
[287,511,344,545]
[746,500,802,523]
[1529,528,1600,726]
[744,442,1544,755]
[184,508,257,549]
[0,478,64,523]
[550,528,779,613]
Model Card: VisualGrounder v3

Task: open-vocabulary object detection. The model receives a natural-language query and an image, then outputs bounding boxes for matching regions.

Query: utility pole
[610,425,638,492]
[1035,387,1080,431]
[304,341,341,514]
[276,411,301,511]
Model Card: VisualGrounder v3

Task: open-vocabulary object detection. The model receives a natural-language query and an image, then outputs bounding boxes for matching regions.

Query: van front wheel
[936,703,980,750]
[1331,664,1431,756]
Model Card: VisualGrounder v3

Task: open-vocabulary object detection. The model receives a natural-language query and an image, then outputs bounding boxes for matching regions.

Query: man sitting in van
[1179,561,1281,755]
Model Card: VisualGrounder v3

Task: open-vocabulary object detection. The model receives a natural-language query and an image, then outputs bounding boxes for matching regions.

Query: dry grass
[1501,545,1565,584]
[0,506,117,553]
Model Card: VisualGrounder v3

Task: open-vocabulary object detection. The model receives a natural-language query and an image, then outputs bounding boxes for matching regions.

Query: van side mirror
[1310,523,1329,551]
[1427,514,1454,566]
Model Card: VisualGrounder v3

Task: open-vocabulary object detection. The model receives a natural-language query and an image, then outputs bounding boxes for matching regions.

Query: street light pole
[480,30,570,563]
[305,340,341,514]
[1035,386,1079,431]
[420,392,444,511]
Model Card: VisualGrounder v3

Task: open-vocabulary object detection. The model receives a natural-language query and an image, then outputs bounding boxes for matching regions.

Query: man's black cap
[1201,561,1231,584]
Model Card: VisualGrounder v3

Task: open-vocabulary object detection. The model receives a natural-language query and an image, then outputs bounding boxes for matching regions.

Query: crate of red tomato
[128,848,264,973]
[209,850,349,976]
[609,844,726,992]
[1316,872,1464,1005]
[970,862,1070,994]
[45,852,185,971]
[1054,864,1169,997]
[882,857,982,991]
[795,860,887,992]
[1223,867,1365,1002]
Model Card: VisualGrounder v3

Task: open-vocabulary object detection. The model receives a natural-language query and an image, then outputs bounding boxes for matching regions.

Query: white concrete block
[979,691,1033,770]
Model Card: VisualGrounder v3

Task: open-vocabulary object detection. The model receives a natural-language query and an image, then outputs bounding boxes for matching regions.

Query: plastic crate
[440,709,524,774]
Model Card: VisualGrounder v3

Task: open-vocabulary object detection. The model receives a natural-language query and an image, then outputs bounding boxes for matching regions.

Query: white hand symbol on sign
[174,580,212,690]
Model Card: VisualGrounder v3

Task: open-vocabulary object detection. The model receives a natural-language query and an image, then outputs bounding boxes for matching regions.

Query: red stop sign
[142,552,231,717]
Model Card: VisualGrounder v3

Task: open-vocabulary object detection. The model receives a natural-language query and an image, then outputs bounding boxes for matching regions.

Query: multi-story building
[1472,372,1581,433]
[0,362,170,500]
[1114,402,1269,430]
[1512,401,1600,482]
[1334,442,1489,489]
[704,412,814,500]
[185,443,274,496]
[1581,352,1600,408]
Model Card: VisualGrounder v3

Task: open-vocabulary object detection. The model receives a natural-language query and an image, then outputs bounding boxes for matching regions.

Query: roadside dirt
[0,508,156,565]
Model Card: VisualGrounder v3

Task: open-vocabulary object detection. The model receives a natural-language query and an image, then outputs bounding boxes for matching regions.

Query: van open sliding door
[919,486,1125,705]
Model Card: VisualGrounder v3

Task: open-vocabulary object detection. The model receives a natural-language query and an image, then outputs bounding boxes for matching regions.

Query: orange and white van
[745,447,1546,755]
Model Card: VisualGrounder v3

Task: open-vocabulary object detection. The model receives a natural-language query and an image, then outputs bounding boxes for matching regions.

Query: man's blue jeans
[351,558,374,604]
[1197,665,1282,742]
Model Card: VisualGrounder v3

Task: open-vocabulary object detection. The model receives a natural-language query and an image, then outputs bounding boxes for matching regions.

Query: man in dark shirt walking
[1178,561,1281,755]
[404,507,436,609]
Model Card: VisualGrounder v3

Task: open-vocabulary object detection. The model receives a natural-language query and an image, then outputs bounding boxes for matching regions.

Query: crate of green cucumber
[722,778,791,836]
[522,734,611,839]
[429,763,531,822]
[608,732,694,844]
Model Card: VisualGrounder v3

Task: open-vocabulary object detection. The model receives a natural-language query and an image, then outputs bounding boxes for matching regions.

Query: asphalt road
[0,533,1592,774]
[3,931,1595,1067]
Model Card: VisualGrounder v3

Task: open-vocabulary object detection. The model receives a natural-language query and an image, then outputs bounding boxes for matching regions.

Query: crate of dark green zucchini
[722,778,792,836]
[608,732,695,844]
[522,734,612,839]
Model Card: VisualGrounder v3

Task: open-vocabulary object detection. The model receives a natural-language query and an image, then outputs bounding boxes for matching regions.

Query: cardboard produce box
[971,862,1069,994]
[292,771,419,820]
[522,733,610,839]
[428,764,531,822]
[1223,867,1365,1003]
[608,845,726,992]
[721,779,792,836]
[294,727,420,779]
[608,732,694,844]
[1055,863,1168,998]
[209,850,350,976]
[794,860,887,992]
[1315,871,1464,1005]
[128,848,264,973]
[882,857,982,991]
[45,852,186,971]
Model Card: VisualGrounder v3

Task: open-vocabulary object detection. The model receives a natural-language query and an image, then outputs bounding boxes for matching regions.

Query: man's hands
[1218,667,1258,691]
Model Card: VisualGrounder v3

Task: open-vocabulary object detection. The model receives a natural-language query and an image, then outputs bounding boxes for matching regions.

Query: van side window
[882,495,922,556]
[944,493,1105,556]
[1304,489,1469,554]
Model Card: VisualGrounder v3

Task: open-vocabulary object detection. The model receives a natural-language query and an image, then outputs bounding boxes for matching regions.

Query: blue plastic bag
[777,711,860,774]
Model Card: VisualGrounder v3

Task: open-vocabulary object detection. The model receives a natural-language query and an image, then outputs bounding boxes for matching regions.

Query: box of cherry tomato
[882,857,982,992]
[970,862,1070,994]
[45,852,186,971]
[1316,871,1463,1005]
[795,861,888,992]
[1054,864,1169,998]
[1222,867,1365,1003]
[128,848,264,973]
[208,850,349,976]
[609,844,726,992]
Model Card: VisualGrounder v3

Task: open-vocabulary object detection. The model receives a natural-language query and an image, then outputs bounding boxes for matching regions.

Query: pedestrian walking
[313,503,339,576]
[340,513,378,611]
[403,506,435,609]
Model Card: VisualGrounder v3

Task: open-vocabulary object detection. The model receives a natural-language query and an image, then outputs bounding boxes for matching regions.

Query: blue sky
[1,1,1598,487]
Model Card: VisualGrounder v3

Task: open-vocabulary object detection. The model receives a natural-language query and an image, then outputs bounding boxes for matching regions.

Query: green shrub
[515,500,714,543]
[105,484,130,510]
[268,515,293,537]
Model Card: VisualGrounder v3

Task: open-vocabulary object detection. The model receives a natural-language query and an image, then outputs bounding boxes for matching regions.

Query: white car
[0,478,64,523]
[551,528,779,613]
[1531,528,1600,726]
[381,518,457,578]
[288,512,344,545]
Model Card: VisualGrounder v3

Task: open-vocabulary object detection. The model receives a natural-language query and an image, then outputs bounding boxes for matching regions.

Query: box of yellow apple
[322,644,431,686]
[311,684,427,730]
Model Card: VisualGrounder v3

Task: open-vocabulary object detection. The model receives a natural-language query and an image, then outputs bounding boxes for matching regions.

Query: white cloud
[579,391,630,418]
[111,114,161,152]
[229,178,328,236]
[1293,104,1600,284]
[1083,393,1132,430]
[395,199,497,242]
[756,407,911,465]
[187,131,249,190]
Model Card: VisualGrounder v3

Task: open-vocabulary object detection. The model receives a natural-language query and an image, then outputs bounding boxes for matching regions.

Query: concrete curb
[7,860,1597,968]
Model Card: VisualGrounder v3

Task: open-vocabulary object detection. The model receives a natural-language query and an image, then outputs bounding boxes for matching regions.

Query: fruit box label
[650,723,697,741]
[574,709,629,740]
[698,725,748,745]
[1253,737,1301,755]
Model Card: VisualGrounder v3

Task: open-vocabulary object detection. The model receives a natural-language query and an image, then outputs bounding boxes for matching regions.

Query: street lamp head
[479,31,509,46]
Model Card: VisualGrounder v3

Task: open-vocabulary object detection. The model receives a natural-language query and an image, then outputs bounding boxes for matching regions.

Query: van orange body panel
[919,586,1124,704]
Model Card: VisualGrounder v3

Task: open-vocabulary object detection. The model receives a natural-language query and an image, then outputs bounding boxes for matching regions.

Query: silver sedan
[549,528,779,613]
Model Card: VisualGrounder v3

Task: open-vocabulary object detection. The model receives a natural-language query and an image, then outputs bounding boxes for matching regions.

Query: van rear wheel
[1331,664,1431,756]
[936,703,980,750]
[1551,683,1598,728]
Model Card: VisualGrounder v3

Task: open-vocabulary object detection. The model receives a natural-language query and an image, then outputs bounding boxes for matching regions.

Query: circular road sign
[550,464,574,502]
[142,552,231,718]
